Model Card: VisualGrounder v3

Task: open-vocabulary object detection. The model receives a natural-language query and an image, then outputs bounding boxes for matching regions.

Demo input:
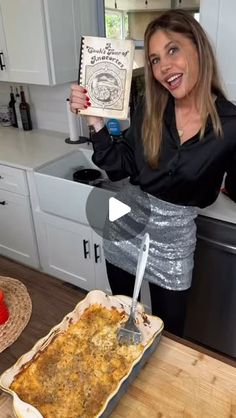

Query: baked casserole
[10,304,144,418]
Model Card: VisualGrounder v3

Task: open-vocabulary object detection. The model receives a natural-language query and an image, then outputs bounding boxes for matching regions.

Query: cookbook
[78,36,135,120]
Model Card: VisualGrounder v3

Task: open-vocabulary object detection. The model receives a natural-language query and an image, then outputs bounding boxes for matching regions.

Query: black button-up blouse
[91,95,236,208]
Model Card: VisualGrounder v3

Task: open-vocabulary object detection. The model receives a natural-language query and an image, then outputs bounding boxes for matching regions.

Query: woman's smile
[164,73,183,90]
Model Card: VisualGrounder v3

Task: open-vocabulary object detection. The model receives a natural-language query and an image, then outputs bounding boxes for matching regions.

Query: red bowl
[0,289,4,304]
[0,289,9,324]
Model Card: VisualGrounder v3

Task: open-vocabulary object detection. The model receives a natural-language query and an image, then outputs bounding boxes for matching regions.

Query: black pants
[106,261,190,337]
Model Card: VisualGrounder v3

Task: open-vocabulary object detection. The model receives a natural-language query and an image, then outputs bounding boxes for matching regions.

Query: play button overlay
[86,182,151,241]
[109,197,131,222]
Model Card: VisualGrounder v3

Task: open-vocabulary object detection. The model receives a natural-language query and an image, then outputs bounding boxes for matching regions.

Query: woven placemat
[0,276,32,353]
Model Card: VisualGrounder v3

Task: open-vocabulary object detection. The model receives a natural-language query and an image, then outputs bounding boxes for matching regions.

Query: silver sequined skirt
[103,183,198,291]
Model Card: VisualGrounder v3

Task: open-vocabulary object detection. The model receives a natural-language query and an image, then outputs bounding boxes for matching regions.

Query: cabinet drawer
[0,165,28,195]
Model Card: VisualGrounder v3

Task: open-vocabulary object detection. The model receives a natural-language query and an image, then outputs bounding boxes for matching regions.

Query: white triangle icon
[109,197,131,222]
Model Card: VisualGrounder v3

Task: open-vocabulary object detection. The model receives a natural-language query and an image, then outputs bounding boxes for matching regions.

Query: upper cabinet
[200,0,236,101]
[0,0,99,85]
[0,2,8,82]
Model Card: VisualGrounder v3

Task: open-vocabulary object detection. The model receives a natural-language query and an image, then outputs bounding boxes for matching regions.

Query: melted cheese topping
[10,304,143,418]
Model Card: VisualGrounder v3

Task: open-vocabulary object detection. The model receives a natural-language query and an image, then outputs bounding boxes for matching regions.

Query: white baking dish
[0,290,164,418]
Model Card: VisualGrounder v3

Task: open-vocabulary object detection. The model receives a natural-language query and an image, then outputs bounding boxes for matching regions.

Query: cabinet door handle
[0,200,7,205]
[83,239,90,259]
[94,243,101,263]
[0,52,6,70]
[0,175,4,180]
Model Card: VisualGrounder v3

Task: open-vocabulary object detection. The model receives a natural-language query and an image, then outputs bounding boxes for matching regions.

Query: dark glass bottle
[8,86,18,127]
[19,86,32,131]
[15,87,23,129]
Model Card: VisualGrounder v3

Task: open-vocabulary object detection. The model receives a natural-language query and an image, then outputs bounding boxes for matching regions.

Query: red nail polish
[83,88,87,93]
[86,96,90,101]
[84,104,88,109]
[87,102,91,106]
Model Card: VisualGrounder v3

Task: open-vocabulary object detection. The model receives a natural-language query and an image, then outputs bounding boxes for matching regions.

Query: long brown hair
[142,9,226,168]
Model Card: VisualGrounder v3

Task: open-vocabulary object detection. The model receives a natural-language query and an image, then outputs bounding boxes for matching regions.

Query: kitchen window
[105,9,129,39]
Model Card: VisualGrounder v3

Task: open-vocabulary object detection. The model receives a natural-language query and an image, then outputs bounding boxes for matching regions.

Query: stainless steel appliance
[184,215,236,358]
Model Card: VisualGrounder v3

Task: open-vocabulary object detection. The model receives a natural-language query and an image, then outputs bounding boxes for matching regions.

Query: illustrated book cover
[78,36,135,120]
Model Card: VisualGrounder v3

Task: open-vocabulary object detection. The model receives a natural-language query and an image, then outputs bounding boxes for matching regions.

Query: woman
[70,10,236,337]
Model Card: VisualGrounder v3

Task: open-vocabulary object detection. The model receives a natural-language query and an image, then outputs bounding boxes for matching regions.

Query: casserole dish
[0,290,163,418]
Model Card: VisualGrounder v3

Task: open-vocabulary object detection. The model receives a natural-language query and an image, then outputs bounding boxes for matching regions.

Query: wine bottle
[19,86,32,131]
[15,88,23,129]
[8,86,17,127]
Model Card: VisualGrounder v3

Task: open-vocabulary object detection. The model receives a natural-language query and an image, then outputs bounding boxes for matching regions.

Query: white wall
[26,83,73,133]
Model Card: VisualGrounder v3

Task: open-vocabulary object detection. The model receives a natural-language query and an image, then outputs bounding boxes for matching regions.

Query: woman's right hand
[70,84,103,126]
[70,84,90,114]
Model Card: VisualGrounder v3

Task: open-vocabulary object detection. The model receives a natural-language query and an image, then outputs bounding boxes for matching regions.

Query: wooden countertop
[0,336,235,418]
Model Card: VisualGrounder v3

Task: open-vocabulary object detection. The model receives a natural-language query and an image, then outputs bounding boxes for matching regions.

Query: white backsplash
[2,80,234,138]
[0,81,89,137]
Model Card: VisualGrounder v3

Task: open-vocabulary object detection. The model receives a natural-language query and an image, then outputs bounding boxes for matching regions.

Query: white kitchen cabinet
[33,204,151,300]
[200,0,236,100]
[0,4,8,81]
[34,211,95,290]
[34,210,111,293]
[0,0,99,85]
[0,164,39,267]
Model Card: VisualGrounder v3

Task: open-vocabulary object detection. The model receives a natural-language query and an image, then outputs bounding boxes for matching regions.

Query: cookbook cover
[78,36,135,120]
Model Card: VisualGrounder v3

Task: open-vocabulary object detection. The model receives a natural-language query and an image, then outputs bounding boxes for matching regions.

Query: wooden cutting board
[0,336,235,418]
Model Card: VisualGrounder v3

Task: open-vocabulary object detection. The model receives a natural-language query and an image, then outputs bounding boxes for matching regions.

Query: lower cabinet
[34,209,153,305]
[0,182,39,268]
[34,210,111,293]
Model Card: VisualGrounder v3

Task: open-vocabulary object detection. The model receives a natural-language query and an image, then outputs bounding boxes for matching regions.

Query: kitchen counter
[199,192,236,225]
[0,126,92,170]
[0,336,235,418]
[113,336,236,417]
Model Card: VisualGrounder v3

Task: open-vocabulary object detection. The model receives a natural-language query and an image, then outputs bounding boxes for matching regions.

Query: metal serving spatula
[117,232,150,345]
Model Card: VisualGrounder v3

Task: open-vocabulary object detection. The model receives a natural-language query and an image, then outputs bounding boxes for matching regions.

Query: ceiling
[105,0,200,12]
